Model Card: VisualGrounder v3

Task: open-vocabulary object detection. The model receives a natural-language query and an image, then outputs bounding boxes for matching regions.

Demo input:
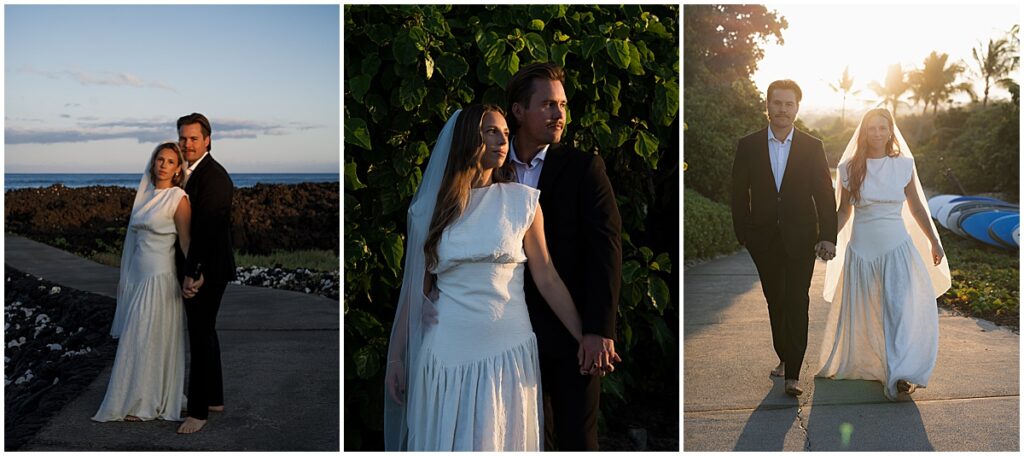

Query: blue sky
[5,5,339,173]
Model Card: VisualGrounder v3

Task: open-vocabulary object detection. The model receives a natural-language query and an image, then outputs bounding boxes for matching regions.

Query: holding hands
[814,241,836,261]
[577,334,621,377]
[182,274,204,299]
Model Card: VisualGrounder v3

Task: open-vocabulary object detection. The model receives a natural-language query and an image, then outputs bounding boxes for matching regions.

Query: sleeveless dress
[816,156,939,400]
[93,187,188,421]
[406,182,543,451]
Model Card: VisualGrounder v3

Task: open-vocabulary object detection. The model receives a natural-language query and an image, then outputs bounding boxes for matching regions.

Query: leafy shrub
[343,5,678,450]
[683,188,740,260]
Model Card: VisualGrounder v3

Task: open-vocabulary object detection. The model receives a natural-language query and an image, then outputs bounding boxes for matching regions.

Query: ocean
[4,173,339,191]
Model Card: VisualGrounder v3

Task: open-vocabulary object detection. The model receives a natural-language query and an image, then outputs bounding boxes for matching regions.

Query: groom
[175,113,237,434]
[506,63,623,450]
[730,80,837,396]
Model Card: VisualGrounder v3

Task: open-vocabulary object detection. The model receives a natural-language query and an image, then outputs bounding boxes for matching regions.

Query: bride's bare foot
[208,405,224,412]
[125,415,142,422]
[770,362,785,377]
[177,417,207,434]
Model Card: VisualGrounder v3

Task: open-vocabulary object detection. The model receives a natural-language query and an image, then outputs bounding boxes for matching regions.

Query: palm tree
[829,66,859,124]
[909,51,973,114]
[971,37,1014,106]
[868,63,911,118]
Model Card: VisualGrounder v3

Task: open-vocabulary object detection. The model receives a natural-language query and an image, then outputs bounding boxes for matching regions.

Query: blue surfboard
[961,211,1017,248]
[927,194,960,220]
[987,214,1020,249]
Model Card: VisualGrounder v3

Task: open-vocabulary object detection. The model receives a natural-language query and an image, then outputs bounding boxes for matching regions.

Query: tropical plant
[829,65,859,124]
[971,36,1015,106]
[343,5,678,450]
[908,51,975,114]
[868,63,911,118]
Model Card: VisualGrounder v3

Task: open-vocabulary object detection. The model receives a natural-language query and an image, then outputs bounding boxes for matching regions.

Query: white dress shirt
[768,127,794,192]
[183,151,209,187]
[509,137,548,189]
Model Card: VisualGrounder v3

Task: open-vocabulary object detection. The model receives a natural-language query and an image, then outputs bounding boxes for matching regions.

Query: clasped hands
[814,241,836,261]
[182,274,205,299]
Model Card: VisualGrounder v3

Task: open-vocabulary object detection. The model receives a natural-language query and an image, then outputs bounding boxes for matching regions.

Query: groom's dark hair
[505,62,566,132]
[766,79,803,103]
[177,113,212,152]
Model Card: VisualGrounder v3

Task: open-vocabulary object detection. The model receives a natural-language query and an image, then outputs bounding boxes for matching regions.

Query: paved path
[683,250,1019,451]
[5,234,339,451]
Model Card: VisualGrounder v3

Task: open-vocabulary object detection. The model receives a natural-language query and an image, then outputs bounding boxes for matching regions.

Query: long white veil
[822,111,952,303]
[383,109,461,451]
[110,148,158,338]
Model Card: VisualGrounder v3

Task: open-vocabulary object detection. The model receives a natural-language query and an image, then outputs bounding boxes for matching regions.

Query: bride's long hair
[846,108,901,203]
[424,104,516,271]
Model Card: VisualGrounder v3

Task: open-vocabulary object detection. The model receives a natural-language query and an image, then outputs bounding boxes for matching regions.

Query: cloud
[5,117,325,145]
[18,65,177,93]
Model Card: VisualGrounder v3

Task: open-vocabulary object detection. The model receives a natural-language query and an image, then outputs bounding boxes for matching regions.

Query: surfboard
[961,211,1014,247]
[986,214,1020,249]
[944,201,1019,236]
[927,194,960,220]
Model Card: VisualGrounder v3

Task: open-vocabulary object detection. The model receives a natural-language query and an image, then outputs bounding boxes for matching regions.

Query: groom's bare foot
[770,362,785,377]
[208,405,224,412]
[177,417,207,434]
[125,415,142,422]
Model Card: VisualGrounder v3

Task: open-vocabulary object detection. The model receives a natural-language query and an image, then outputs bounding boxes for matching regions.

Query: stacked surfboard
[928,194,1019,249]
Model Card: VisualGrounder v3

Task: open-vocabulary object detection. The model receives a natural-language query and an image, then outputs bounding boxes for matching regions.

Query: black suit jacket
[181,153,237,283]
[523,142,623,357]
[731,127,837,256]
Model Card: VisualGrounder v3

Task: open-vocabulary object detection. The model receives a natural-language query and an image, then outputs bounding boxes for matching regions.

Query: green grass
[937,225,1019,328]
[234,249,339,272]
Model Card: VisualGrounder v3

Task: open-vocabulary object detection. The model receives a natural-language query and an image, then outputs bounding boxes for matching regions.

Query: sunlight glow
[752,4,1020,118]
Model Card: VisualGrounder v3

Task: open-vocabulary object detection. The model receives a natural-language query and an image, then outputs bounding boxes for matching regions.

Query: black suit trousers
[746,230,816,380]
[184,280,227,420]
[540,351,600,451]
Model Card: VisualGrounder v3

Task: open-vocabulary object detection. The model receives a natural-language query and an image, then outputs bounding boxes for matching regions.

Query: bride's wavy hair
[424,104,516,272]
[847,108,901,203]
[149,142,187,188]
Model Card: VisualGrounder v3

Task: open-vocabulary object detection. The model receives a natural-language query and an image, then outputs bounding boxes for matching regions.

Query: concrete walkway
[5,234,339,451]
[684,250,1019,451]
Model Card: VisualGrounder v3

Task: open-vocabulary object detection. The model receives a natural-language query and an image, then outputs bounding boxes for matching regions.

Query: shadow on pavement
[806,377,933,450]
[733,377,800,451]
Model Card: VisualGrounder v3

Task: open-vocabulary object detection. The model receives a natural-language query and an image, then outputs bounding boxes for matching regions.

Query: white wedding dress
[817,156,939,399]
[93,187,188,422]
[405,182,542,451]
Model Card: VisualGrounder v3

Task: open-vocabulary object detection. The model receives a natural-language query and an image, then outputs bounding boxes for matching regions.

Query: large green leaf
[436,53,469,80]
[527,19,545,31]
[349,74,372,103]
[345,308,383,339]
[621,259,643,284]
[524,32,548,62]
[344,117,372,151]
[647,275,671,314]
[361,52,382,78]
[652,252,673,273]
[581,35,606,58]
[353,345,380,379]
[344,161,366,190]
[382,232,404,276]
[393,26,427,66]
[635,129,659,169]
[488,52,520,88]
[627,41,645,75]
[606,39,631,69]
[398,76,428,111]
[653,81,680,126]
[603,74,622,116]
[551,43,570,67]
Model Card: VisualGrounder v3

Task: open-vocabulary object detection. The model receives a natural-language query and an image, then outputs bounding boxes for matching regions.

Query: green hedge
[343,5,678,450]
[914,101,1020,198]
[683,188,740,261]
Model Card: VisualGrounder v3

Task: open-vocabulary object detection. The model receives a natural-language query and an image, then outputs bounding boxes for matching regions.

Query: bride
[817,108,951,400]
[383,104,585,451]
[93,142,191,422]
